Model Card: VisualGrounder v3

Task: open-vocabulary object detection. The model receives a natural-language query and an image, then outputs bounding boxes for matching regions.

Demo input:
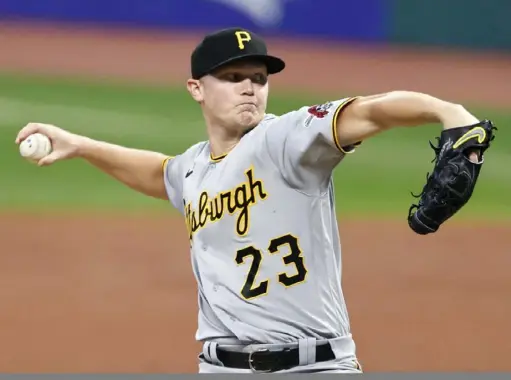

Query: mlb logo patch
[304,101,334,127]
[307,102,334,118]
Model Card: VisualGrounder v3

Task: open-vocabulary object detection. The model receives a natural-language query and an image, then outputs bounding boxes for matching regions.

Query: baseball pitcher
[16,27,496,373]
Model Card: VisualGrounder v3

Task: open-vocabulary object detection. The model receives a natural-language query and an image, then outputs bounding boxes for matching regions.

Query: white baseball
[19,133,52,162]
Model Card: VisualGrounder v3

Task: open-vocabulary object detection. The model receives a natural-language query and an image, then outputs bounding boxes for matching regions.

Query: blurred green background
[1,73,509,220]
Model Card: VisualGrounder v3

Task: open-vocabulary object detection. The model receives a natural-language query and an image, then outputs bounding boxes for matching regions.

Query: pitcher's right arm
[16,122,174,201]
[79,137,170,200]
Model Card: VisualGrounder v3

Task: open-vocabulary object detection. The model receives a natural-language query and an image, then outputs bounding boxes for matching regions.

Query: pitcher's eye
[223,73,242,82]
[253,73,267,85]
[221,72,267,84]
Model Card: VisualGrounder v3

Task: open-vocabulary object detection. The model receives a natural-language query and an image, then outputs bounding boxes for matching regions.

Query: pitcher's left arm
[335,91,481,147]
[335,91,497,235]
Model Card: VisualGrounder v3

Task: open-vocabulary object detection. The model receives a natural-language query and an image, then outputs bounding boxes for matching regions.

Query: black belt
[205,343,336,373]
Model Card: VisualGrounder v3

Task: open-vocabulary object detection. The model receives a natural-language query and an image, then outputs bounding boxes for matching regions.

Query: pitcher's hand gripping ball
[19,133,53,162]
[408,120,497,235]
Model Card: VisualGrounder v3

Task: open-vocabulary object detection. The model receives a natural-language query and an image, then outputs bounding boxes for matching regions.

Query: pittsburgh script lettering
[184,167,267,239]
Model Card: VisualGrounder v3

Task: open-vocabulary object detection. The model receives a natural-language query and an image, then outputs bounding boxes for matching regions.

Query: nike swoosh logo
[185,169,194,178]
[453,126,486,149]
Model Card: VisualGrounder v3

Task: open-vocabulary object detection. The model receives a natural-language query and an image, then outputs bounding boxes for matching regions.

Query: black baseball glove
[408,119,497,235]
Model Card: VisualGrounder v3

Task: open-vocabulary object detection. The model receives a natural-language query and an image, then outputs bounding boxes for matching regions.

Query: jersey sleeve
[264,97,360,194]
[162,155,185,214]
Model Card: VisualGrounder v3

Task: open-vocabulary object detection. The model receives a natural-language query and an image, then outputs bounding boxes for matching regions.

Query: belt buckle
[248,348,272,373]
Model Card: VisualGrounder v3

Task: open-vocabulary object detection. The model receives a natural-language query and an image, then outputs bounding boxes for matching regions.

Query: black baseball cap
[191,27,286,79]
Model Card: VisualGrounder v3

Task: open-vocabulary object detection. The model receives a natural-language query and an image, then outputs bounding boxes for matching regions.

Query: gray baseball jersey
[163,97,358,347]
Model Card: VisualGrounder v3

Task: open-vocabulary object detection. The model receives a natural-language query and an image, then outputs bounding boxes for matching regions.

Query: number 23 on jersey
[235,234,308,300]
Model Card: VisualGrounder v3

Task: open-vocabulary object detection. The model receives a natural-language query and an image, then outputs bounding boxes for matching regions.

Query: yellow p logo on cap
[235,31,251,50]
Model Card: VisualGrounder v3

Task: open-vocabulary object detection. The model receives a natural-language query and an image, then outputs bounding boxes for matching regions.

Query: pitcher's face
[188,61,269,133]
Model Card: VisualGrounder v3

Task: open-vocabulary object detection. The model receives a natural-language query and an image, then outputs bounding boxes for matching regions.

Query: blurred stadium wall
[1,0,510,52]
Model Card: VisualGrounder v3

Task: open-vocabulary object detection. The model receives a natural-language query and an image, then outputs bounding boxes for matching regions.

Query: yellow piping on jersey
[161,156,174,172]
[331,97,361,154]
[210,152,227,162]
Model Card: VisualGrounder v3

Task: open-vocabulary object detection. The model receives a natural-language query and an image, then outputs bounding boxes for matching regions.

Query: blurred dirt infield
[1,22,510,373]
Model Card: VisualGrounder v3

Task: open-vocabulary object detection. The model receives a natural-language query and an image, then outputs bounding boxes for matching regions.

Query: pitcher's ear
[187,79,203,102]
